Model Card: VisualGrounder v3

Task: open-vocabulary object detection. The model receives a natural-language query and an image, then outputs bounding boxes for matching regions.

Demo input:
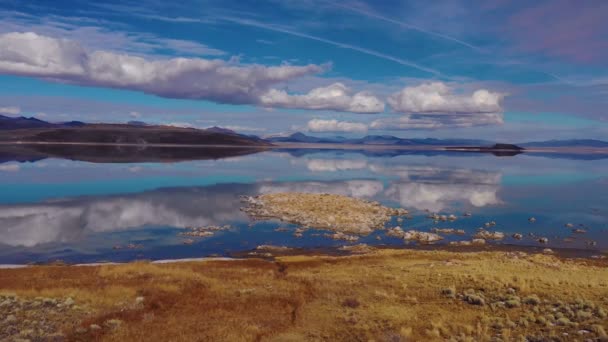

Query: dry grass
[0,250,607,341]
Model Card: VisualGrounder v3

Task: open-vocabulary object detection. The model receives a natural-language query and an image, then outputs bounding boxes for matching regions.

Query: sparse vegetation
[0,249,607,341]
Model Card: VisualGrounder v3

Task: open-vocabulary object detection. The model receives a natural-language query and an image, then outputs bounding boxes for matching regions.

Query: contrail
[327,1,484,52]
[219,16,441,76]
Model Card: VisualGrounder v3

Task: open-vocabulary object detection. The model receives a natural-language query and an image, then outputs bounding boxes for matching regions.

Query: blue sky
[0,0,607,140]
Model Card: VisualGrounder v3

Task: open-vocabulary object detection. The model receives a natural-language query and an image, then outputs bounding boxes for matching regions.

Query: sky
[0,0,607,141]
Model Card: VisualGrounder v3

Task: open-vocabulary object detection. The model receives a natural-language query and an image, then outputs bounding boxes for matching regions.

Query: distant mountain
[521,139,608,148]
[0,115,270,147]
[269,132,608,149]
[205,126,237,135]
[0,115,55,130]
[268,132,491,146]
[268,132,336,144]
[127,121,148,126]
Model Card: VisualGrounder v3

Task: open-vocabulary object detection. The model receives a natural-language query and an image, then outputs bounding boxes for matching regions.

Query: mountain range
[0,115,269,146]
[1,115,607,148]
[268,132,608,148]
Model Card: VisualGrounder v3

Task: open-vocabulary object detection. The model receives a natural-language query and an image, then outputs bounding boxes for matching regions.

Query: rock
[386,226,405,238]
[573,229,587,234]
[471,239,486,245]
[463,212,472,217]
[255,245,292,252]
[5,314,17,323]
[135,296,145,305]
[402,230,443,243]
[242,193,400,235]
[431,228,465,235]
[325,232,359,242]
[529,217,536,223]
[449,240,471,246]
[543,248,554,254]
[565,223,574,228]
[64,297,75,306]
[538,237,549,244]
[182,239,195,245]
[89,324,101,331]
[474,229,505,240]
[512,233,523,240]
[338,244,375,254]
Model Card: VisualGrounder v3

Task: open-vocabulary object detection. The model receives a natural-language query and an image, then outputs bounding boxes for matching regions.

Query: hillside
[0,115,270,147]
[268,132,490,146]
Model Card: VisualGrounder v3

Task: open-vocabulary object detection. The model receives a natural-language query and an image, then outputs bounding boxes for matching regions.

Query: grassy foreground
[1,249,608,341]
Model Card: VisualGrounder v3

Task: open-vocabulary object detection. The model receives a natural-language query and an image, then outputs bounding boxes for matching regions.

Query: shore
[1,248,607,341]
[3,140,608,155]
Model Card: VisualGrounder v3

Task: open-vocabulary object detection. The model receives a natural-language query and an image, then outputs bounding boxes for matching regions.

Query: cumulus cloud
[305,159,368,172]
[260,83,385,113]
[377,166,502,212]
[370,113,504,130]
[387,82,504,114]
[0,163,20,172]
[386,182,501,212]
[306,119,368,133]
[0,106,20,115]
[0,186,248,247]
[258,180,384,199]
[0,32,324,105]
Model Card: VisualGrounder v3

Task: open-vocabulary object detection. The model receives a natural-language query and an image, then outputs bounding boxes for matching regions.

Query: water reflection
[0,185,250,247]
[0,148,606,263]
[0,163,503,247]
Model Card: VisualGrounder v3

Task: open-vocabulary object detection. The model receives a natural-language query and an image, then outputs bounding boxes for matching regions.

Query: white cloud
[0,32,324,106]
[306,119,368,133]
[0,11,225,57]
[305,159,368,172]
[129,111,141,118]
[260,83,385,113]
[0,106,20,115]
[165,122,195,128]
[387,82,504,114]
[370,113,504,130]
[386,182,501,212]
[0,163,20,172]
[377,166,502,212]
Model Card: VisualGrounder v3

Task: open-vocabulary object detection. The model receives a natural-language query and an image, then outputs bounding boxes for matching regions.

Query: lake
[1,148,607,264]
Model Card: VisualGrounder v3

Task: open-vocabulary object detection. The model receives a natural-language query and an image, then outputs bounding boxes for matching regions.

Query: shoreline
[3,242,605,268]
[1,140,607,155]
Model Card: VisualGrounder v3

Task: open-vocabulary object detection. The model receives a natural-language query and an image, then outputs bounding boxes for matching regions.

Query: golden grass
[1,249,607,341]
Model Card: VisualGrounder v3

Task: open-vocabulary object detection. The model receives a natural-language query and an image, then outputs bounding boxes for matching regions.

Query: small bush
[523,295,540,305]
[342,298,360,309]
[441,287,456,298]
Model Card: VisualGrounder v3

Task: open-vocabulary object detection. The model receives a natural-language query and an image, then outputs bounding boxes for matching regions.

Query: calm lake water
[1,148,607,264]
